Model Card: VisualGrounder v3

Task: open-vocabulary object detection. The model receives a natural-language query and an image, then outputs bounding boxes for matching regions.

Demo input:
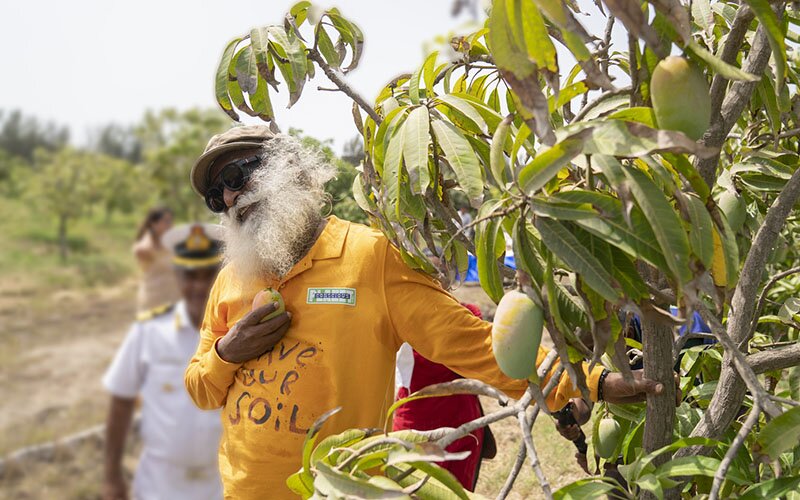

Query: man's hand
[555,398,591,441]
[102,477,127,500]
[217,302,292,364]
[602,370,681,405]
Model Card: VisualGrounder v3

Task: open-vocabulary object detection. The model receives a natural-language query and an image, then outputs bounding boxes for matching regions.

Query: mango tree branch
[307,48,382,125]
[695,6,781,188]
[518,409,553,499]
[709,399,761,500]
[437,354,563,448]
[708,6,755,116]
[747,343,800,374]
[679,165,800,457]
[497,442,527,500]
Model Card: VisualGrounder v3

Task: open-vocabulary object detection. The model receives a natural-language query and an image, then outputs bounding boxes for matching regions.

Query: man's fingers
[243,302,280,325]
[633,378,664,395]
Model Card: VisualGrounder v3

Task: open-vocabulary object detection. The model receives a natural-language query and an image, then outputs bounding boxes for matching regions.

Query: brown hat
[190,125,274,196]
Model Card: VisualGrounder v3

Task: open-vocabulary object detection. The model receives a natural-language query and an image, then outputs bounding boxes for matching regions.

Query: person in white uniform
[102,223,224,500]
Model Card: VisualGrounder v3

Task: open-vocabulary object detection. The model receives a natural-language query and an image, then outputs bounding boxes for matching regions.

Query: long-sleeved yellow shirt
[185,216,602,499]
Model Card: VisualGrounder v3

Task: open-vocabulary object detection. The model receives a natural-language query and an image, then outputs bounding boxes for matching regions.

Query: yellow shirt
[185,216,603,499]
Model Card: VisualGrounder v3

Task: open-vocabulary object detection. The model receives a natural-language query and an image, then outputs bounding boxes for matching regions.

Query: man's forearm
[104,396,135,481]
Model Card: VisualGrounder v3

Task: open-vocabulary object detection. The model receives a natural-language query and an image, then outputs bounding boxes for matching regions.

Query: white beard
[219,136,337,285]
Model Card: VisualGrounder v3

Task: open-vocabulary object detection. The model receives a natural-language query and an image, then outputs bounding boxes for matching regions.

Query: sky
[0,0,478,151]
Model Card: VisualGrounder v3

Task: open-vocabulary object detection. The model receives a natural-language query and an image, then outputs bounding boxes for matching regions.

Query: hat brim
[190,141,265,197]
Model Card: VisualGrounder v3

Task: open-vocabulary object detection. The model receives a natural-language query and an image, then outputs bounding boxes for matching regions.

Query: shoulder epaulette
[136,303,175,322]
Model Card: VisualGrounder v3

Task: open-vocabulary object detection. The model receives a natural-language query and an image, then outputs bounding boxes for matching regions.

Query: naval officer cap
[161,223,224,269]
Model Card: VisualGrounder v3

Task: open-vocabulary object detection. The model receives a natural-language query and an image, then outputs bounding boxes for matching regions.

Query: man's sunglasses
[205,156,261,213]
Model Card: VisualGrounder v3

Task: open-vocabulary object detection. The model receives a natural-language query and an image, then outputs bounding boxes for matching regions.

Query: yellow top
[185,216,603,499]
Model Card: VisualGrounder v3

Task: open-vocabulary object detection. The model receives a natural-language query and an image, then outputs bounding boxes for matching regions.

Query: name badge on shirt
[306,287,356,306]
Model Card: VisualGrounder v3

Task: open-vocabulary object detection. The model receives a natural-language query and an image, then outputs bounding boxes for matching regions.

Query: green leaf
[248,75,275,121]
[490,114,512,187]
[607,107,657,127]
[352,172,376,214]
[742,0,787,91]
[739,477,800,500]
[654,456,748,484]
[757,406,800,459]
[554,478,619,500]
[403,106,431,195]
[518,131,589,194]
[686,40,759,82]
[563,120,715,158]
[549,81,589,114]
[529,198,597,220]
[558,192,669,272]
[216,37,242,120]
[475,200,506,303]
[421,51,439,98]
[312,428,370,463]
[535,218,621,303]
[314,24,340,68]
[684,193,714,269]
[314,462,409,499]
[302,407,341,473]
[519,0,558,72]
[623,166,693,285]
[431,119,484,207]
[286,470,314,498]
[661,153,711,201]
[435,94,488,135]
[267,26,308,106]
[383,113,408,206]
[488,0,535,78]
[635,473,663,499]
[327,9,364,72]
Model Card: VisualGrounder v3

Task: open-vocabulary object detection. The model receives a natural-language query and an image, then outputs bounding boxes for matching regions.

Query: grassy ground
[0,202,585,498]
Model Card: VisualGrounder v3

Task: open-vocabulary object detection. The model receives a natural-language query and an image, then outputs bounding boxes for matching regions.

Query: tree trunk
[58,214,68,262]
[641,311,678,500]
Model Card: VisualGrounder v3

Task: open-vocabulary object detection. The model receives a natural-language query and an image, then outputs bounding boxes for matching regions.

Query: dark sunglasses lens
[205,187,226,213]
[221,164,246,191]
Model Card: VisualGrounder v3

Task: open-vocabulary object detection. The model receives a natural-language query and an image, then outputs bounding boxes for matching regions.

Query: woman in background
[133,207,179,313]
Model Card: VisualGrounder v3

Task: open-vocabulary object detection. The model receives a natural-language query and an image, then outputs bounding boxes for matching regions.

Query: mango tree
[212,1,800,498]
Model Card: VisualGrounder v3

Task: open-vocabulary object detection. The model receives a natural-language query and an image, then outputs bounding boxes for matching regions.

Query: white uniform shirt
[103,301,222,467]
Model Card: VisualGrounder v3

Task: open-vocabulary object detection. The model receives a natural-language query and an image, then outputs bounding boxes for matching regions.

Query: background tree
[27,148,97,261]
[136,108,231,221]
[0,110,69,162]
[183,0,800,495]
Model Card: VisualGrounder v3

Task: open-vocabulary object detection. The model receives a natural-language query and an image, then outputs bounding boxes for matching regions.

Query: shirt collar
[307,215,349,261]
[277,216,350,285]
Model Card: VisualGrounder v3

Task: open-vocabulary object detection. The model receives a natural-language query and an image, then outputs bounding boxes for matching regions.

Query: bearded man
[184,126,667,499]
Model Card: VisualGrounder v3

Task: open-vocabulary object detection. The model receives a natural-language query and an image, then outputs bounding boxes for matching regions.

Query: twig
[518,410,553,499]
[599,17,615,76]
[746,342,800,374]
[497,442,527,500]
[572,87,632,123]
[437,355,563,448]
[441,200,524,257]
[767,394,800,407]
[316,86,342,92]
[628,33,640,108]
[710,400,761,500]
[307,48,382,125]
[751,266,800,337]
[778,127,800,140]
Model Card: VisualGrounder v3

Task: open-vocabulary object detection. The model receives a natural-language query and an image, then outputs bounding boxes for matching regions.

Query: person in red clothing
[393,302,494,491]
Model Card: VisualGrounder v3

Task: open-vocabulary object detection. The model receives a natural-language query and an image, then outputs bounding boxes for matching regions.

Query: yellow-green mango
[252,287,285,323]
[491,290,544,380]
[595,418,622,459]
[651,56,711,141]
